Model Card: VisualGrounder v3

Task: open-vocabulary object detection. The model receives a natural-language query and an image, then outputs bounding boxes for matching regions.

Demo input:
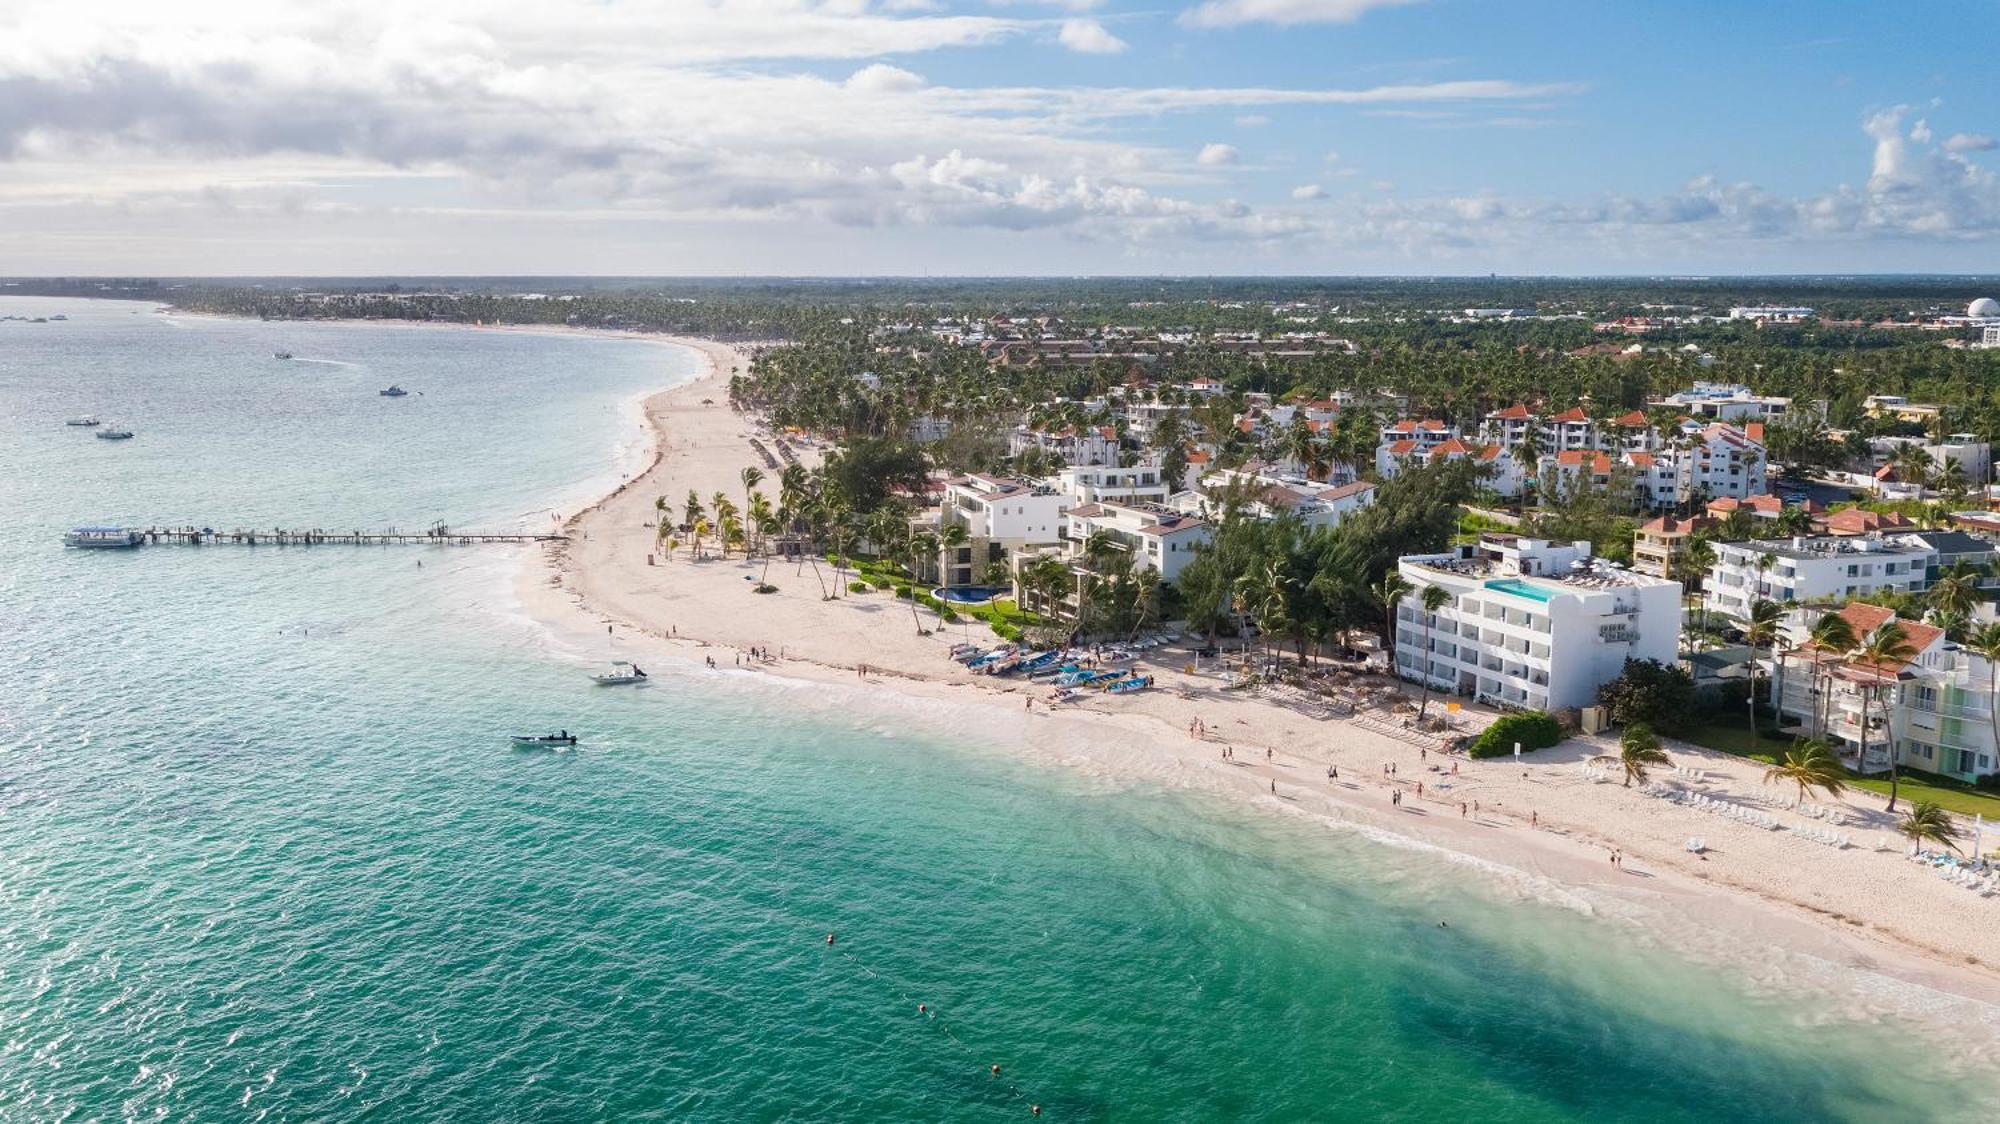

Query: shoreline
[503,327,2000,1028]
[157,310,2000,1031]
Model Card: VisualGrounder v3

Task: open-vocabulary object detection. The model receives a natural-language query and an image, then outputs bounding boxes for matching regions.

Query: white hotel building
[1703,533,1936,622]
[1395,535,1683,712]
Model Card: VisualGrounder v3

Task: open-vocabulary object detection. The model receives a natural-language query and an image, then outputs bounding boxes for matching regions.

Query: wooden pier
[128,522,565,547]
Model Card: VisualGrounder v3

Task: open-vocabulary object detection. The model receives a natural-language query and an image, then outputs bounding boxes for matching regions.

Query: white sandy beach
[477,329,2000,1023]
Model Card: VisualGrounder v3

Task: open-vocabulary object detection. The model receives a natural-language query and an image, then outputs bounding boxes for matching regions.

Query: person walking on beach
[1530,811,1538,827]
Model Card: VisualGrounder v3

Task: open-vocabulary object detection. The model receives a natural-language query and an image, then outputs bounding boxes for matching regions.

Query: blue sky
[1,0,1996,274]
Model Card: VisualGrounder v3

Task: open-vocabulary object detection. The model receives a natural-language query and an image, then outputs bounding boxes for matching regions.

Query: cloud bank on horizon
[1,0,1996,274]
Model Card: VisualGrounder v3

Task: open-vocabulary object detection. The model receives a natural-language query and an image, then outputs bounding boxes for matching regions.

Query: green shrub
[1598,659,1697,735]
[894,585,914,599]
[939,606,959,622]
[1469,711,1563,759]
[847,580,869,594]
[867,574,894,590]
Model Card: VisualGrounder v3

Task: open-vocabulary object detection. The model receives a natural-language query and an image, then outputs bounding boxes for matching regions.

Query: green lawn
[1680,722,2000,817]
[1681,721,1783,764]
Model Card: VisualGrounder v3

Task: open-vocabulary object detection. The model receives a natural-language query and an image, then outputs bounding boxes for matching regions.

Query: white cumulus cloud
[1180,0,1421,29]
[1197,143,1241,165]
[1056,19,1127,53]
[1291,183,1325,199]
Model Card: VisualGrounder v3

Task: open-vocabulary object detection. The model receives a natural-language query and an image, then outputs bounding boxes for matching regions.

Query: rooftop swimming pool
[1485,577,1558,603]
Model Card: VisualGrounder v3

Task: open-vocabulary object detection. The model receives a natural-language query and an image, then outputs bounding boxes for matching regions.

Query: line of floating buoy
[821,932,1044,1114]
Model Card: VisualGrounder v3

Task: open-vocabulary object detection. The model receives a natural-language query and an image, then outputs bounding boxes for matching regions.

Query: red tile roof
[1488,403,1533,420]
[1549,406,1591,423]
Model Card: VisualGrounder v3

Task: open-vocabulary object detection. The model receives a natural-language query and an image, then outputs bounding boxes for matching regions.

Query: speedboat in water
[65,416,101,427]
[63,526,145,548]
[95,424,135,440]
[274,351,293,360]
[511,731,578,748]
[590,661,648,685]
[379,385,409,397]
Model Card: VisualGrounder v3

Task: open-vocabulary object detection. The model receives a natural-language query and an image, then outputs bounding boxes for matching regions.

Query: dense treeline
[17,273,2000,438]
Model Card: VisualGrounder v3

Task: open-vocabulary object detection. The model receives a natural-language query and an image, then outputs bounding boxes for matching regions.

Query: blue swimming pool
[933,585,1008,605]
[1485,577,1558,603]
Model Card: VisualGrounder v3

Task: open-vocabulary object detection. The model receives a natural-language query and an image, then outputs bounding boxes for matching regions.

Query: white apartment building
[1772,603,1997,781]
[1064,501,1211,583]
[1651,382,1795,422]
[1396,535,1682,712]
[938,474,1068,586]
[1374,418,1457,476]
[1055,463,1171,509]
[1007,423,1119,466]
[1728,306,1814,322]
[1183,467,1376,530]
[1703,533,1936,622]
[1541,406,1599,452]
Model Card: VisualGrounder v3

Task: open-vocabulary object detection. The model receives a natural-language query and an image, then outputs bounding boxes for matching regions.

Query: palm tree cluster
[1172,461,1478,665]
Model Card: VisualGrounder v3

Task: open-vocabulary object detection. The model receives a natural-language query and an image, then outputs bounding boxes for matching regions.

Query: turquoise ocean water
[2,297,1996,1121]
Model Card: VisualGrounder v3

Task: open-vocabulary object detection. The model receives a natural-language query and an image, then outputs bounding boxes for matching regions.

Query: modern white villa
[1395,535,1682,712]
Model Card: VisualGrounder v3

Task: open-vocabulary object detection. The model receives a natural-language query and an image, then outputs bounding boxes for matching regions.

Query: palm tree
[1763,736,1848,807]
[1673,538,1718,653]
[1741,599,1782,742]
[1414,584,1451,719]
[904,531,939,631]
[1853,622,1917,811]
[682,490,704,537]
[1077,530,1118,635]
[1773,504,1814,538]
[1970,622,2000,769]
[1926,559,1983,620]
[747,492,773,558]
[1897,801,1962,853]
[1806,610,1859,737]
[1130,567,1163,640]
[1617,722,1670,787]
[740,466,765,537]
[937,522,971,588]
[1374,572,1412,658]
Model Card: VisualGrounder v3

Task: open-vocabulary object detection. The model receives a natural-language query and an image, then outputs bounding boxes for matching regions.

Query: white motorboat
[65,416,101,427]
[63,526,145,548]
[511,731,578,748]
[590,661,649,685]
[95,424,135,440]
[379,385,409,397]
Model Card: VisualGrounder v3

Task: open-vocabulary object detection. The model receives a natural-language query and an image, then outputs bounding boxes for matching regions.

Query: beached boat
[591,661,648,685]
[1106,675,1153,694]
[511,731,577,748]
[1012,651,1060,675]
[95,424,135,440]
[379,385,409,397]
[65,416,101,427]
[62,525,145,549]
[1054,668,1120,688]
